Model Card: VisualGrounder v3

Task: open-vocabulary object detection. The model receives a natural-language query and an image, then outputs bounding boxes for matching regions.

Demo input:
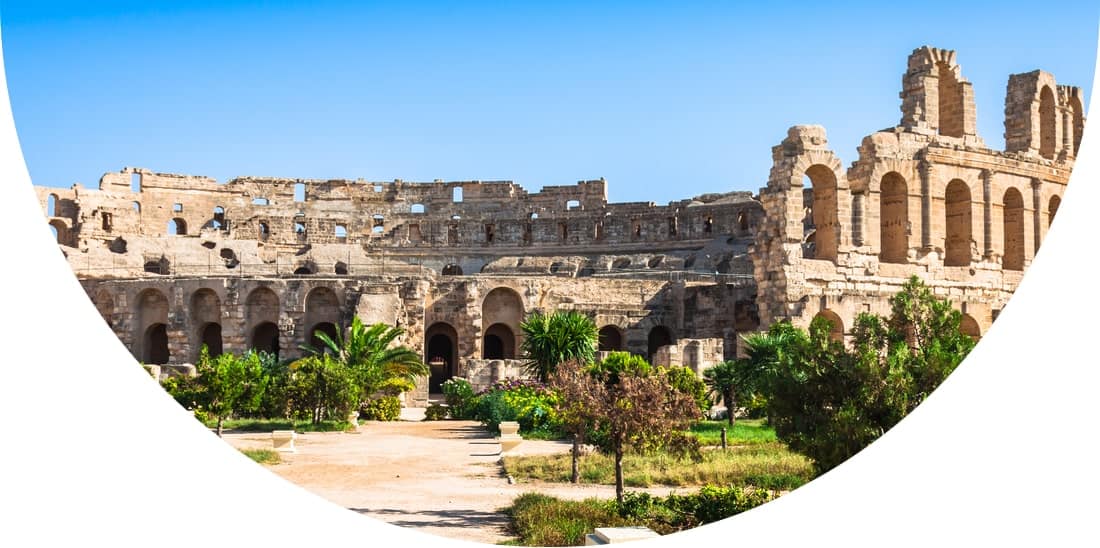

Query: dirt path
[223,419,696,544]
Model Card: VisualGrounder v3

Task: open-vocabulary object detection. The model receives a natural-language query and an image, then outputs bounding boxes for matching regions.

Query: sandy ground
[222,416,697,544]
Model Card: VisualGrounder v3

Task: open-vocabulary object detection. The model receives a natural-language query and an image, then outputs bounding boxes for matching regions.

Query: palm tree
[304,317,428,401]
[703,360,740,426]
[520,310,598,382]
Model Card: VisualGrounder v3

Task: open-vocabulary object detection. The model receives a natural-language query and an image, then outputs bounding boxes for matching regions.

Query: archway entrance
[483,323,515,359]
[308,322,339,353]
[199,323,223,358]
[647,326,674,362]
[144,323,170,365]
[425,323,458,393]
[598,326,623,352]
[251,322,280,359]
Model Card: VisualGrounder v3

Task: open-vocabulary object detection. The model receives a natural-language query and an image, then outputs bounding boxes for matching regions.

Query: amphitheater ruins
[36,46,1085,405]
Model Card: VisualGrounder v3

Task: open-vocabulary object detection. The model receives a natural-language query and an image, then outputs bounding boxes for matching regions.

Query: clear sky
[2,1,1096,204]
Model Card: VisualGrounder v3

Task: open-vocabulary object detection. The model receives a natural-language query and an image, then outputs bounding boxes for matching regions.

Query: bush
[424,403,448,421]
[360,395,401,421]
[474,379,561,436]
[664,366,710,415]
[441,377,477,419]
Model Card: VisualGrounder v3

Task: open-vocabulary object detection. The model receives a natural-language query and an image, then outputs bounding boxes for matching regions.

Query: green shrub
[360,395,401,421]
[474,379,561,436]
[424,403,448,421]
[442,377,477,419]
[664,366,710,415]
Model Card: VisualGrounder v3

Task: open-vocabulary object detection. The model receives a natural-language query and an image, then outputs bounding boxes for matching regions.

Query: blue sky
[2,1,1097,204]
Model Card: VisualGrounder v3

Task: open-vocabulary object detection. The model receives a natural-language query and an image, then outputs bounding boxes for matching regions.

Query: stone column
[982,169,994,259]
[919,158,933,251]
[1031,178,1043,254]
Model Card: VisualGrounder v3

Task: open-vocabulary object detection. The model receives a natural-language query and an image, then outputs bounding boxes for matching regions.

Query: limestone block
[272,430,296,453]
[584,526,661,545]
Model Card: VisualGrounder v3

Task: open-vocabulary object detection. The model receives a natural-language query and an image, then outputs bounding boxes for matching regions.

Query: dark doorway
[199,323,223,358]
[598,326,623,352]
[144,323,170,365]
[251,322,280,359]
[425,322,458,393]
[482,323,515,359]
[309,322,339,353]
[647,326,674,361]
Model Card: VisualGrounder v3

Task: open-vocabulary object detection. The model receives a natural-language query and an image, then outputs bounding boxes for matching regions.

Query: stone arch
[134,288,169,363]
[803,164,838,261]
[190,288,221,360]
[1048,195,1061,228]
[483,323,515,359]
[944,179,973,267]
[308,322,338,353]
[813,310,844,343]
[442,264,462,276]
[425,322,458,393]
[92,290,114,326]
[48,219,67,245]
[1003,188,1026,271]
[250,322,280,358]
[879,172,908,264]
[304,286,341,350]
[647,325,674,362]
[167,218,187,236]
[959,314,981,342]
[598,325,624,352]
[1039,85,1057,159]
[937,61,964,137]
[482,287,524,353]
[1070,95,1084,157]
[198,323,223,358]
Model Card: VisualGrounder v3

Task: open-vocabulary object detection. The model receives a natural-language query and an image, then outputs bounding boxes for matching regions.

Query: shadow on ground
[350,507,511,532]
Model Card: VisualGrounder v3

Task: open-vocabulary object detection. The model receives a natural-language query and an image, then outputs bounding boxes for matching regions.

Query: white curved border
[0,21,1097,548]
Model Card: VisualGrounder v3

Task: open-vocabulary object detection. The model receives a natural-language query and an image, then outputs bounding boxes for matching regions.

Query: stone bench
[498,421,523,453]
[272,430,297,453]
[584,526,660,545]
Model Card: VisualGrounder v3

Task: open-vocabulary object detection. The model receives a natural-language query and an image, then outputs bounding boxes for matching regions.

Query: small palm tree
[304,317,428,401]
[520,310,598,382]
[703,360,740,426]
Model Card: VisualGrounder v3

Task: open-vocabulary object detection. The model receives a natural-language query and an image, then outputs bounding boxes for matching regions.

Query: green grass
[240,448,281,465]
[687,418,776,446]
[204,418,354,433]
[503,442,812,490]
[504,493,631,546]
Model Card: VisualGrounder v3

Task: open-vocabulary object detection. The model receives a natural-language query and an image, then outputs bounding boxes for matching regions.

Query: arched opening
[453,187,463,202]
[334,261,348,275]
[598,326,623,352]
[482,288,525,354]
[144,324,170,364]
[47,194,57,217]
[482,323,515,359]
[1070,96,1084,157]
[334,225,347,242]
[1003,188,1025,271]
[294,182,306,202]
[944,179,973,267]
[199,323,223,358]
[425,322,458,393]
[813,310,845,343]
[566,200,580,210]
[411,203,425,214]
[804,165,838,261]
[304,286,340,351]
[1049,195,1061,228]
[258,222,270,241]
[442,264,462,276]
[647,326,674,362]
[879,172,908,264]
[132,201,141,213]
[737,211,749,232]
[250,322,280,358]
[959,314,981,342]
[213,206,225,228]
[246,287,280,356]
[48,220,66,245]
[936,62,964,138]
[190,288,221,361]
[167,218,187,236]
[1039,86,1057,160]
[308,322,339,353]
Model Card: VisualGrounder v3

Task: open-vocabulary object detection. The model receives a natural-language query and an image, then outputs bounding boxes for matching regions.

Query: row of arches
[812,308,982,343]
[803,168,1062,270]
[129,285,343,365]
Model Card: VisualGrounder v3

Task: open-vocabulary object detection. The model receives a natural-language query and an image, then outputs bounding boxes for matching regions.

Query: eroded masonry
[37,46,1084,404]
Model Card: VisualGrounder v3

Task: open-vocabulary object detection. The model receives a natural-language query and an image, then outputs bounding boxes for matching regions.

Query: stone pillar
[982,169,994,259]
[919,158,933,251]
[1031,178,1043,254]
[851,192,864,247]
